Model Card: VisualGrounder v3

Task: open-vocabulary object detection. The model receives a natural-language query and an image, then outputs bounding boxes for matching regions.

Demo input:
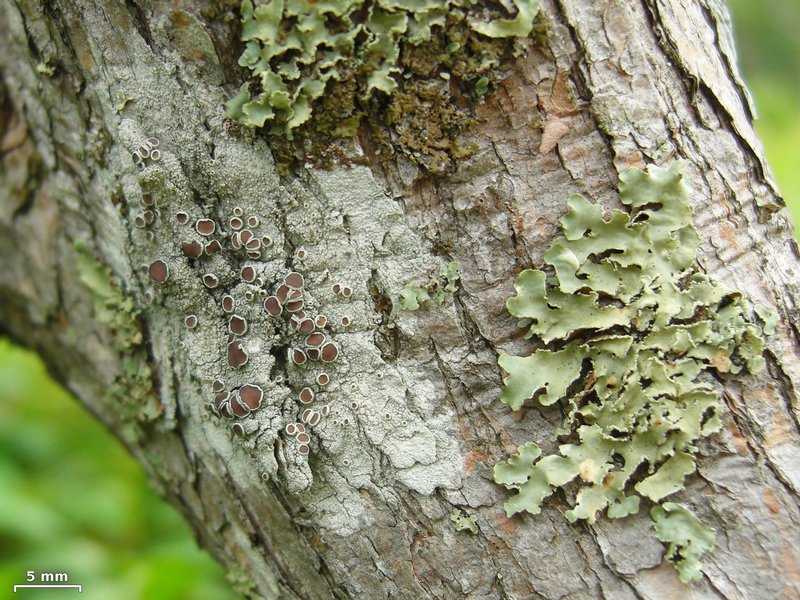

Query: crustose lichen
[494,163,775,582]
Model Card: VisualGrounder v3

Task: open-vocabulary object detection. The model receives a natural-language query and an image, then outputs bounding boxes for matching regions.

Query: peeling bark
[1,1,799,599]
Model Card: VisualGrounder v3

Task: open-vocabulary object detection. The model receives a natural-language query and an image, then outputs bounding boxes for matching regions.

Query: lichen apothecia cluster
[142,198,352,459]
[225,0,540,174]
[115,133,382,492]
[494,163,775,582]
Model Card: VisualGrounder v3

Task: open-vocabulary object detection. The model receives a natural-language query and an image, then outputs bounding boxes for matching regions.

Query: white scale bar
[14,585,82,592]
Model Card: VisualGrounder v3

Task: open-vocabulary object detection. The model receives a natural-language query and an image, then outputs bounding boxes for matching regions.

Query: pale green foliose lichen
[450,508,479,533]
[226,0,539,135]
[399,284,431,311]
[75,239,142,351]
[75,240,157,432]
[225,563,259,597]
[651,502,716,583]
[36,60,56,77]
[400,261,460,310]
[493,163,775,581]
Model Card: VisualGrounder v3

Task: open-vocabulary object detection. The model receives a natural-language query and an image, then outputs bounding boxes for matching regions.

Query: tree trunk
[1,0,799,598]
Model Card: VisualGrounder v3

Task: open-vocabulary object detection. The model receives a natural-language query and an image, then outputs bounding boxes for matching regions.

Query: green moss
[493,163,775,581]
[200,0,240,21]
[227,0,539,174]
[386,77,476,175]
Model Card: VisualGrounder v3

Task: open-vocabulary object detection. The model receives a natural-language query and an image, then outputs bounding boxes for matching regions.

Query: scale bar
[14,585,82,592]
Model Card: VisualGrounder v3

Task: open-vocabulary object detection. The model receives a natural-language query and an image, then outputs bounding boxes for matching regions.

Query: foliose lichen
[227,0,537,132]
[651,502,716,584]
[225,563,259,597]
[75,239,158,434]
[399,260,460,310]
[226,0,539,173]
[75,239,143,351]
[450,507,478,534]
[493,163,775,582]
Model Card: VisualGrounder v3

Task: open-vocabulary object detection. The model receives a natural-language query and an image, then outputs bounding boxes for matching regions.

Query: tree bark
[1,0,799,598]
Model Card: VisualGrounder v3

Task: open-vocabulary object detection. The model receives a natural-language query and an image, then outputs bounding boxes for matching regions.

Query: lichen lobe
[226,0,540,174]
[494,163,774,582]
[74,239,158,432]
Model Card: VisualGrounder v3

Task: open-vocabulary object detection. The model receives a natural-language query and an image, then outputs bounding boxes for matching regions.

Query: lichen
[225,563,259,597]
[651,502,716,583]
[74,239,157,432]
[450,508,478,534]
[399,261,460,310]
[124,149,466,494]
[493,163,775,581]
[227,0,537,132]
[399,284,430,311]
[35,60,55,77]
[75,239,143,352]
[227,0,539,174]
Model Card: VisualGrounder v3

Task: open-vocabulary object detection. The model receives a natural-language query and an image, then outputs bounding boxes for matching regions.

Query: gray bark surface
[1,0,799,598]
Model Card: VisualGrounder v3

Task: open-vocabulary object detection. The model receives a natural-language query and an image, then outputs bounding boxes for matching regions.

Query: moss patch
[227,0,539,175]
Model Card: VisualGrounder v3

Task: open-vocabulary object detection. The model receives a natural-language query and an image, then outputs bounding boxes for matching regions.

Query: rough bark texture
[1,0,799,598]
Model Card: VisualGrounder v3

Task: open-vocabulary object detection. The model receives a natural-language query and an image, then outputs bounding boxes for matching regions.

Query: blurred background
[0,338,238,600]
[729,0,800,228]
[0,3,797,599]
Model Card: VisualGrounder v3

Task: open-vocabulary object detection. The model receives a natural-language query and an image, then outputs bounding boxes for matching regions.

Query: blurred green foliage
[728,0,800,233]
[0,4,796,598]
[0,339,238,600]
